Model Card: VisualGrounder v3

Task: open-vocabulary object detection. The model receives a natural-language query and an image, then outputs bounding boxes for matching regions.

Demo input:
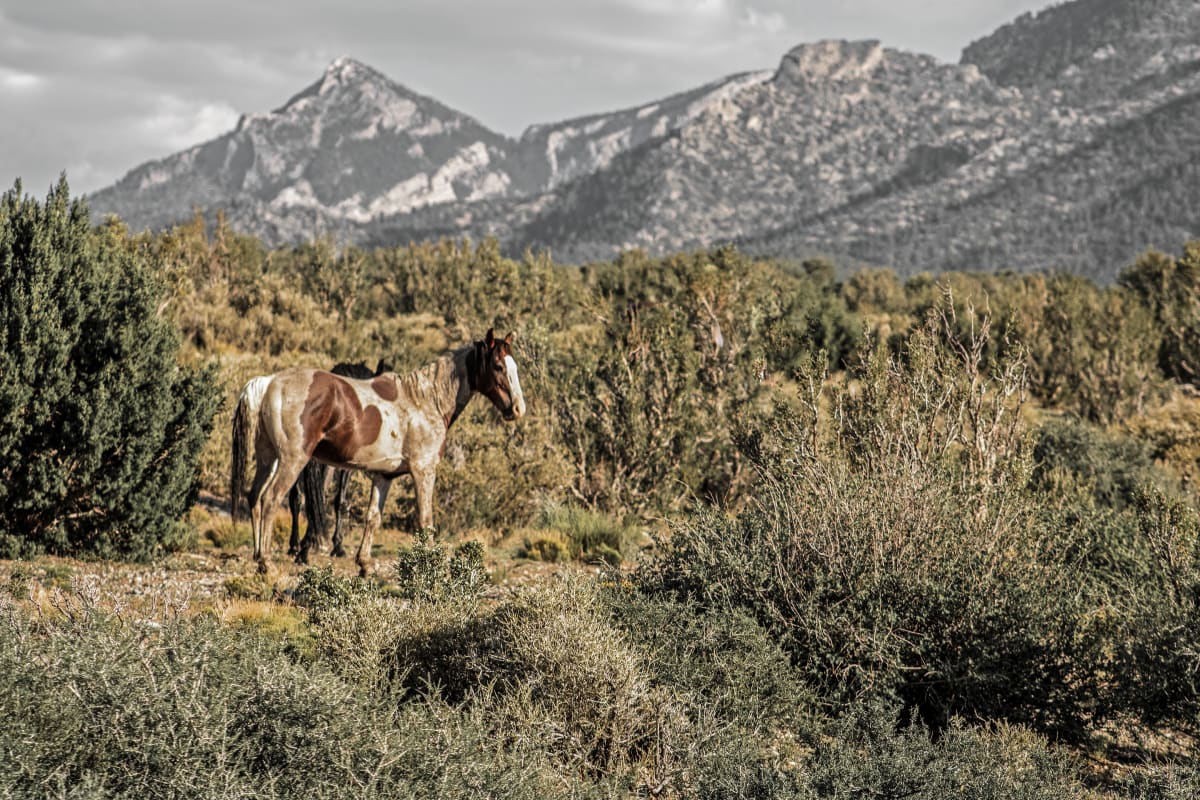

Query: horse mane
[391,344,472,413]
[331,361,376,380]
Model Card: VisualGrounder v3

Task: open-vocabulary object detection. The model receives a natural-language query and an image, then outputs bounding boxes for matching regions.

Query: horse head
[472,328,526,421]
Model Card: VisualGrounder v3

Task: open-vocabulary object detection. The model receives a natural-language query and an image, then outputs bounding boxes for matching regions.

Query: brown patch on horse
[371,376,398,401]
[301,371,385,464]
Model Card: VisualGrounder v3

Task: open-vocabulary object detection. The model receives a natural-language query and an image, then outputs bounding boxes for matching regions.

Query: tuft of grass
[521,504,641,566]
[42,563,74,591]
[223,573,277,602]
[519,530,570,563]
[203,518,251,550]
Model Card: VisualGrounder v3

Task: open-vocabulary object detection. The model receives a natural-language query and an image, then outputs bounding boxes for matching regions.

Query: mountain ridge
[89,0,1200,283]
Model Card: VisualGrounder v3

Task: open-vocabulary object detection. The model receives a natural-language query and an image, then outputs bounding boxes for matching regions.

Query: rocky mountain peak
[321,55,375,87]
[774,40,887,87]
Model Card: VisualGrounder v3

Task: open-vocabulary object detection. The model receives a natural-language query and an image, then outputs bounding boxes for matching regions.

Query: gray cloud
[0,0,1047,196]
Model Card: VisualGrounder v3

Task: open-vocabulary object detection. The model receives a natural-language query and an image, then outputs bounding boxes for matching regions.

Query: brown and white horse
[246,330,525,576]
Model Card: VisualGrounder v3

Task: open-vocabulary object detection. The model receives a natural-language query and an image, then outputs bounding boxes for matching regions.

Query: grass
[518,504,644,566]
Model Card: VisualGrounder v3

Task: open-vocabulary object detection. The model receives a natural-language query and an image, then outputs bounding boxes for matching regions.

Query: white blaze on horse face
[504,355,526,418]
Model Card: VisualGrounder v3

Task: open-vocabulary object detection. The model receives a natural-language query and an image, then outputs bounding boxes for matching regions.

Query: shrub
[606,591,817,733]
[1119,242,1200,386]
[0,180,220,559]
[293,565,376,619]
[804,703,1088,799]
[374,580,662,776]
[520,529,570,563]
[393,530,487,602]
[0,609,565,799]
[646,301,1109,738]
[522,504,642,565]
[1030,416,1164,510]
[1121,765,1200,800]
[222,573,276,602]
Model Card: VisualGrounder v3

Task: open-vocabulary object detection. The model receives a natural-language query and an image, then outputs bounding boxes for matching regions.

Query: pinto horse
[247,330,525,576]
[230,361,390,561]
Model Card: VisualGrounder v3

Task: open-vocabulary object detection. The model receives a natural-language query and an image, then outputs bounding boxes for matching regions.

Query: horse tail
[299,460,330,548]
[230,392,255,522]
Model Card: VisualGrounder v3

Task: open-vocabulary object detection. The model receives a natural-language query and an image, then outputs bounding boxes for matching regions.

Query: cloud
[0,67,42,91]
[138,97,241,152]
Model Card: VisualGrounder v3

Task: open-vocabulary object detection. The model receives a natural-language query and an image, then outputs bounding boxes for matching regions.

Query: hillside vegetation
[3,180,1200,796]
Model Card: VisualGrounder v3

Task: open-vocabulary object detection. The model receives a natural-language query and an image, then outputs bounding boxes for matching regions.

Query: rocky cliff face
[90,0,1200,282]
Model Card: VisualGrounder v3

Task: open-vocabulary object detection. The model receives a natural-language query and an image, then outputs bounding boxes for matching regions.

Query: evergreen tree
[0,178,220,559]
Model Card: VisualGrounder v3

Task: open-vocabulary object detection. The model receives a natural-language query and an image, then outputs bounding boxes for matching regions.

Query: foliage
[1036,275,1164,424]
[1119,241,1200,386]
[0,180,220,559]
[393,530,487,603]
[521,504,641,565]
[647,301,1108,738]
[1030,416,1166,510]
[804,703,1088,800]
[293,565,378,620]
[0,608,561,799]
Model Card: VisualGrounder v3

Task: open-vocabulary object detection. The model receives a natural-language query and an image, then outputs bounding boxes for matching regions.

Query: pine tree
[0,178,221,559]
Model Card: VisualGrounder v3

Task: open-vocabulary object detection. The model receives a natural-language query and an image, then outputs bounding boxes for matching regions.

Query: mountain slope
[89,0,1200,283]
[89,57,516,237]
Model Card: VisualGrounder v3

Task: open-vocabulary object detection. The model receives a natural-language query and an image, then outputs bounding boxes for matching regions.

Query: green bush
[1030,416,1165,510]
[1119,242,1200,386]
[294,565,378,620]
[804,703,1088,799]
[393,530,487,602]
[0,180,220,559]
[522,504,641,565]
[0,608,566,799]
[646,304,1110,738]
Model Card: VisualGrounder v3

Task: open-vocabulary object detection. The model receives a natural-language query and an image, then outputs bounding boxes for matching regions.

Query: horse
[229,360,390,560]
[246,330,525,576]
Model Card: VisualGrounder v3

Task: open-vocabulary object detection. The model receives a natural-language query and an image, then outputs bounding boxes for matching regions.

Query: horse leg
[331,469,350,558]
[296,461,328,566]
[355,475,391,578]
[248,465,275,570]
[413,466,437,533]
[251,456,306,575]
[287,483,302,557]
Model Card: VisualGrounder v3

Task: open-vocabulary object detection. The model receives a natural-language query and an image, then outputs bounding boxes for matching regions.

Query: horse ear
[504,332,514,346]
[485,328,495,348]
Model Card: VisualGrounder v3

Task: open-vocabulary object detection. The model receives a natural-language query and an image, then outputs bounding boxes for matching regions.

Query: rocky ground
[0,504,591,622]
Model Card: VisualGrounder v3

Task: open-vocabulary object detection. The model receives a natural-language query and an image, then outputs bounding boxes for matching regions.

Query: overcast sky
[0,0,1050,196]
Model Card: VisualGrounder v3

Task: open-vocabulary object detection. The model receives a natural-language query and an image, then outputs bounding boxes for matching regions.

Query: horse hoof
[256,560,270,575]
[357,564,371,579]
[294,552,310,566]
[331,546,346,558]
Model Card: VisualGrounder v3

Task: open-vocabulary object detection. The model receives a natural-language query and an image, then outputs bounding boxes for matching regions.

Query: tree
[1118,242,1200,386]
[0,178,221,559]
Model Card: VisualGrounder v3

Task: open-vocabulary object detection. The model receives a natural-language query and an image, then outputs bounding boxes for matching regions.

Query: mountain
[88,57,515,243]
[90,0,1200,282]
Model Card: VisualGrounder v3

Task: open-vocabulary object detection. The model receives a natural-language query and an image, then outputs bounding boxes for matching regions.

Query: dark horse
[245,331,525,576]
[230,359,390,561]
